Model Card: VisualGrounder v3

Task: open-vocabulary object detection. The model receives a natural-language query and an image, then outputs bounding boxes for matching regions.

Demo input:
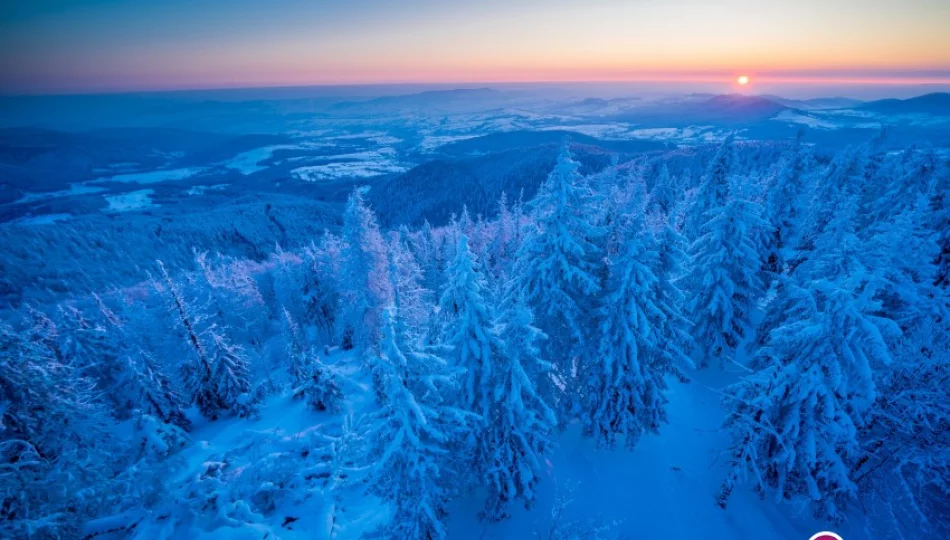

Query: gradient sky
[1,0,949,94]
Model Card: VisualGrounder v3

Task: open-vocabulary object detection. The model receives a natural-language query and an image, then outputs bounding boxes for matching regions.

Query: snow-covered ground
[773,110,843,130]
[417,134,481,152]
[105,189,157,211]
[291,148,407,181]
[628,126,727,143]
[96,167,205,184]
[134,350,389,539]
[224,145,303,175]
[185,184,231,196]
[166,356,850,540]
[15,183,107,203]
[449,369,850,539]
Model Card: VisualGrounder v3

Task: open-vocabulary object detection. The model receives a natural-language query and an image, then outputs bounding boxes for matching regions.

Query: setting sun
[737,75,750,85]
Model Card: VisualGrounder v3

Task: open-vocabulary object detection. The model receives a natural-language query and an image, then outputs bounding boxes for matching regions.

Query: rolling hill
[859,92,950,115]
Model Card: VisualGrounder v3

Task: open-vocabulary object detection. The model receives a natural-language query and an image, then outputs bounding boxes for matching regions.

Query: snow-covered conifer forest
[1,88,949,540]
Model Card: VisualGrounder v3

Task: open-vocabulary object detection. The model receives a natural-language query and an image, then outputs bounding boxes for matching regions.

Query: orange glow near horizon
[13,68,948,95]
[2,0,950,94]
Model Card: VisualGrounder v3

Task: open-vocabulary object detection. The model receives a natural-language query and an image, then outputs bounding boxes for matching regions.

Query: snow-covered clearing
[12,213,73,225]
[449,369,849,539]
[105,189,157,211]
[164,358,848,540]
[96,167,205,184]
[291,148,407,181]
[773,110,841,129]
[224,145,302,174]
[15,183,107,203]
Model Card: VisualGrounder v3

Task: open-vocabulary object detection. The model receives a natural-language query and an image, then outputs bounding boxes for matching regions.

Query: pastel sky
[1,0,949,94]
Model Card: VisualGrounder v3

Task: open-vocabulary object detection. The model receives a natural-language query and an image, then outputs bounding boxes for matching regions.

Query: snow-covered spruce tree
[154,260,253,420]
[339,188,392,351]
[284,306,311,385]
[194,250,266,311]
[867,147,938,224]
[409,218,448,295]
[302,231,343,345]
[91,293,193,432]
[126,348,193,431]
[758,190,872,359]
[515,145,603,414]
[193,252,269,364]
[491,191,518,272]
[284,308,342,412]
[854,317,950,539]
[458,204,474,239]
[804,181,938,334]
[836,146,943,330]
[479,281,557,521]
[923,156,949,289]
[154,260,216,416]
[682,196,767,369]
[602,175,645,259]
[363,307,469,539]
[684,135,735,241]
[935,186,950,289]
[206,329,255,418]
[0,315,109,538]
[647,163,677,216]
[388,231,434,337]
[862,197,940,329]
[440,234,500,421]
[581,217,692,450]
[56,304,128,409]
[57,299,192,432]
[270,243,307,320]
[363,232,438,404]
[798,146,868,255]
[511,188,527,249]
[648,214,695,379]
[718,278,895,522]
[763,139,811,276]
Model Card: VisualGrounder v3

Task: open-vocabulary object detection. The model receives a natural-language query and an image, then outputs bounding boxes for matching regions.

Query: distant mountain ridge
[435,129,670,157]
[701,94,788,115]
[859,92,950,115]
[328,88,510,114]
[761,95,864,110]
[611,93,789,126]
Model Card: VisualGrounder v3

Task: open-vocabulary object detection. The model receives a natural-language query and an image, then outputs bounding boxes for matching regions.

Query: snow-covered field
[97,167,205,184]
[293,161,408,182]
[15,183,107,203]
[291,148,408,181]
[224,145,303,175]
[105,189,157,211]
[773,110,843,129]
[186,184,231,196]
[417,134,481,152]
[12,212,73,225]
[628,126,727,143]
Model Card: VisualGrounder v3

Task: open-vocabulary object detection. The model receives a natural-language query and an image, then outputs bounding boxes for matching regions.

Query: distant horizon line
[4,75,950,98]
